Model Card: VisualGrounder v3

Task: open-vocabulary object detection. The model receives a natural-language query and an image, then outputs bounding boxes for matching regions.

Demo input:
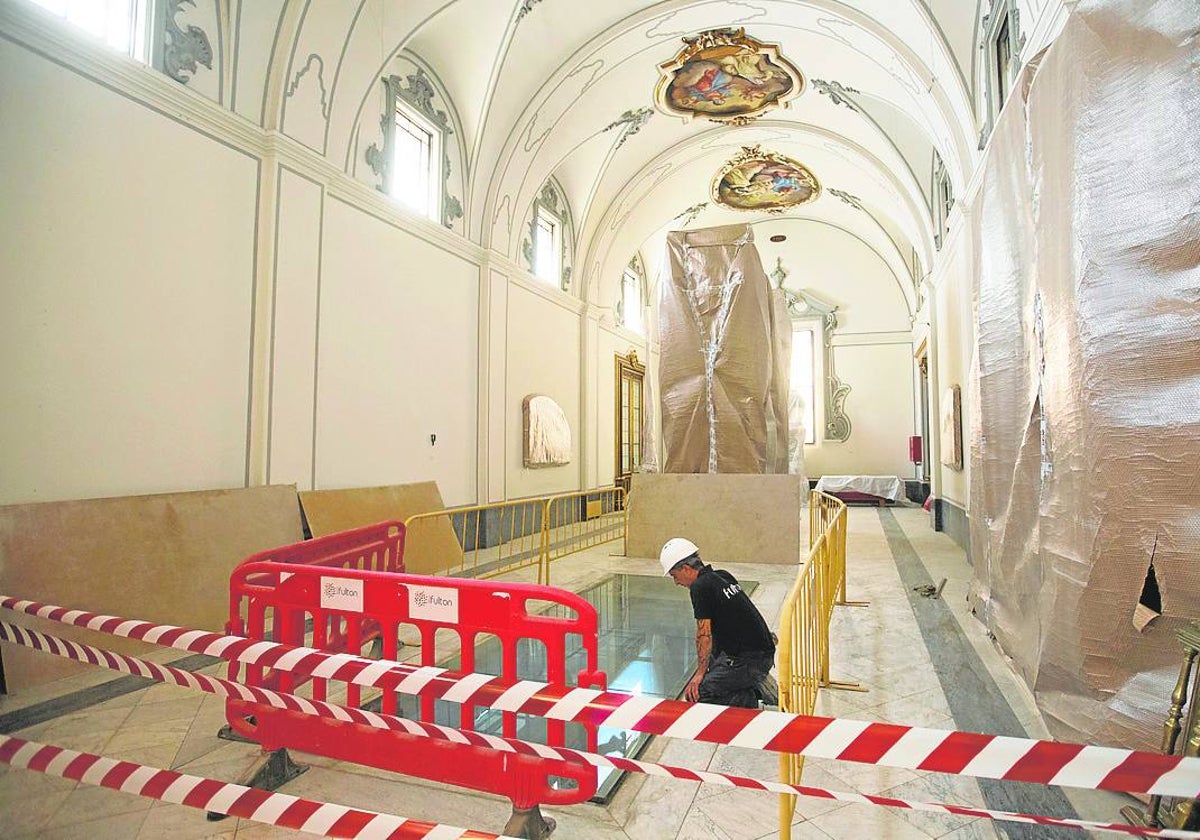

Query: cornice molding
[484,252,588,316]
[1,5,484,266]
[1,0,265,153]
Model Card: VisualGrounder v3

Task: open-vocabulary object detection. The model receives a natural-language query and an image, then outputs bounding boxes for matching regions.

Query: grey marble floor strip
[876,507,1083,839]
[0,653,220,734]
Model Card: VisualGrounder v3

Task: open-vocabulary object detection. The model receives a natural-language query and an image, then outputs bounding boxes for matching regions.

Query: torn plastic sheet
[968,0,1200,751]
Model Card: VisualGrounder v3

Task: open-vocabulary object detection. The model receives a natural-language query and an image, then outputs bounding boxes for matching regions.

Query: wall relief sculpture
[713,145,820,213]
[522,395,572,467]
[940,384,963,470]
[654,28,803,125]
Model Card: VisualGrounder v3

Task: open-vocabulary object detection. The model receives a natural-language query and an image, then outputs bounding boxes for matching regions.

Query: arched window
[522,180,574,292]
[365,63,464,229]
[618,254,646,335]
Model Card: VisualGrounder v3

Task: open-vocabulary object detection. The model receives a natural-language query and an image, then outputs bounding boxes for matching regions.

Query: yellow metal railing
[542,486,627,575]
[403,487,626,585]
[778,490,866,840]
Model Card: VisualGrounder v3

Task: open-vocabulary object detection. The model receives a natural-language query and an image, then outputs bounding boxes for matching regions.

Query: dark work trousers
[697,649,775,708]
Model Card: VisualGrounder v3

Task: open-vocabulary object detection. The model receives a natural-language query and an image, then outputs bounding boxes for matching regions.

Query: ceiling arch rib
[469,0,976,243]
[582,126,923,314]
[573,102,935,281]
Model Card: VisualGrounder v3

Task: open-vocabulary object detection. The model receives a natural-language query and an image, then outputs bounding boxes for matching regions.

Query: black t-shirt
[689,566,775,657]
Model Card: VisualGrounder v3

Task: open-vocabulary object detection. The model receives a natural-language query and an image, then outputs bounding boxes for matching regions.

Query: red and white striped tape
[3,620,1196,839]
[4,595,1199,799]
[0,734,512,839]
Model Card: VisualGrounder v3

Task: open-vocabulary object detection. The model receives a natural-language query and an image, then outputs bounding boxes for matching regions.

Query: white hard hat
[659,537,700,575]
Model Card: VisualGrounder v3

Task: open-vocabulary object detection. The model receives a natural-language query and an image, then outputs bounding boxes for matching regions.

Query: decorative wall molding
[163,0,213,85]
[286,54,330,118]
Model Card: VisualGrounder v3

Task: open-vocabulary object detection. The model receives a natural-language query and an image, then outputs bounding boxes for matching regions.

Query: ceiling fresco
[712,145,820,212]
[654,28,804,125]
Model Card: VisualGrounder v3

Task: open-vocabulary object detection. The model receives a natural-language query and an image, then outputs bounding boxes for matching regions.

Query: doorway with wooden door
[614,350,645,496]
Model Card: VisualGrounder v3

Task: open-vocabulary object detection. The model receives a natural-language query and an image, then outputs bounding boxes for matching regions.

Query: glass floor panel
[392,572,756,802]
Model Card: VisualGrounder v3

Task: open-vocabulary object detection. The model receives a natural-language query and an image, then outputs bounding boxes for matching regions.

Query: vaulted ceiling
[279,0,987,310]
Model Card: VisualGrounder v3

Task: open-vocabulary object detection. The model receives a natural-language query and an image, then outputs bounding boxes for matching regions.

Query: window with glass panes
[28,0,149,60]
[533,209,561,286]
[390,106,439,219]
[790,327,816,444]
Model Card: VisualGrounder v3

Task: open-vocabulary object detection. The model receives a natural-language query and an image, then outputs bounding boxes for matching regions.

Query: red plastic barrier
[225,561,609,809]
[226,521,405,692]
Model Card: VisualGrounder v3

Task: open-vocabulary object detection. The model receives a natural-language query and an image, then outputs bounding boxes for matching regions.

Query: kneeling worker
[661,537,778,708]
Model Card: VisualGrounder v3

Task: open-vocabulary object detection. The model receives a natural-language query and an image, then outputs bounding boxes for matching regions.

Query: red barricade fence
[225,559,609,816]
[223,520,405,706]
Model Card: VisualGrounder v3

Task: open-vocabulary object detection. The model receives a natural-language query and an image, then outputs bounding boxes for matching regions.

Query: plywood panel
[0,485,304,692]
[626,474,804,565]
[299,483,461,576]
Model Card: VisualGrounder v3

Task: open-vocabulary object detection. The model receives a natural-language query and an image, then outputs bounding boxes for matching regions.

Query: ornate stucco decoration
[828,188,865,212]
[772,259,852,442]
[365,68,463,228]
[163,0,212,84]
[811,79,861,111]
[516,0,546,23]
[673,202,709,227]
[603,108,654,149]
[712,145,820,213]
[654,28,804,125]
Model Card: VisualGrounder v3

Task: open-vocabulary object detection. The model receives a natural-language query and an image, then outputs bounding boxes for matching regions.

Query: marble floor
[0,505,1138,839]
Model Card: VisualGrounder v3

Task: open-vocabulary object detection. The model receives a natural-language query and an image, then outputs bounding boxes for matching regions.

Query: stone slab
[626,473,803,565]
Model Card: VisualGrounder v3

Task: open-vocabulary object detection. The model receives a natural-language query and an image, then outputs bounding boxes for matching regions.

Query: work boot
[756,672,779,707]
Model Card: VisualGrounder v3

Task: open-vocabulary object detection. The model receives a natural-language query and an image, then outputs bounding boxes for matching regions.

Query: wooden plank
[0,485,304,691]
[298,482,461,576]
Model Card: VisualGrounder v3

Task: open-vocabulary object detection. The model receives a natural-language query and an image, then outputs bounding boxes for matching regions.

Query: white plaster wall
[804,343,918,479]
[754,220,916,478]
[267,168,323,489]
[755,220,912,334]
[932,220,974,508]
[316,199,478,506]
[505,283,580,499]
[0,39,257,505]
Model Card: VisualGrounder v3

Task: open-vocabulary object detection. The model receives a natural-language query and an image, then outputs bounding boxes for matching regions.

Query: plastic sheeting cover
[660,224,779,473]
[968,0,1200,751]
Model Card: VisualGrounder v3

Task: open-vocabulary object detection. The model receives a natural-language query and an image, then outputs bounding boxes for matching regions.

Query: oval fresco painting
[655,28,803,124]
[713,146,820,212]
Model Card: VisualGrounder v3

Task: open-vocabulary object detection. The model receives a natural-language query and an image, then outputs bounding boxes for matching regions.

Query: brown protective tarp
[968,0,1200,751]
[660,223,780,473]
